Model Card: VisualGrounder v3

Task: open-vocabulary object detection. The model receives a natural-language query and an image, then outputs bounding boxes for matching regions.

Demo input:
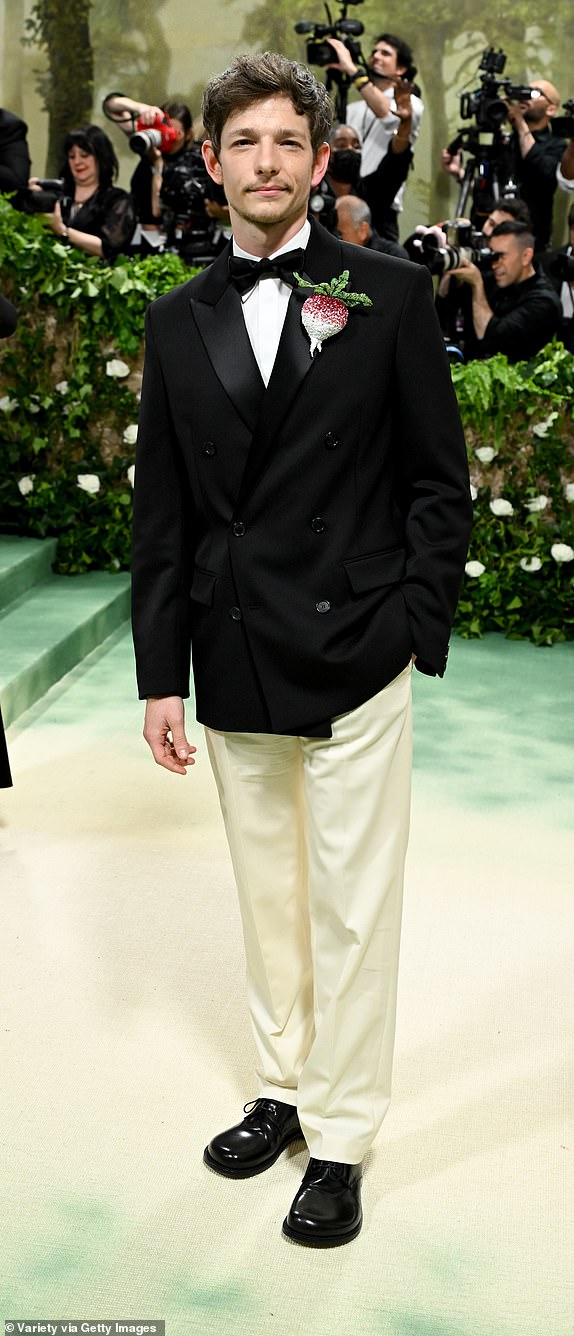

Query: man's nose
[254,140,280,174]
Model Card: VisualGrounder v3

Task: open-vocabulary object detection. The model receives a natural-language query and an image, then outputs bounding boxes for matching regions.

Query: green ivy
[1,197,573,643]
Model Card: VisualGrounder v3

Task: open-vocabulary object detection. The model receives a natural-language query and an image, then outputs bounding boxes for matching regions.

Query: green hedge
[1,196,573,644]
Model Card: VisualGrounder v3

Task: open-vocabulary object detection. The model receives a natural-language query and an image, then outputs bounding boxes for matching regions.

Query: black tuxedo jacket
[132,221,472,735]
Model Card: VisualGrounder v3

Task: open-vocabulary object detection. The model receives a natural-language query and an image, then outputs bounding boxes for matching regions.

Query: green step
[0,535,58,611]
[0,570,131,726]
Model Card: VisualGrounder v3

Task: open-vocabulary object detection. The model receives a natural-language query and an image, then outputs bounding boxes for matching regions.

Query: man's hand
[143,696,196,775]
[450,256,482,287]
[393,78,413,123]
[441,148,463,179]
[325,37,359,77]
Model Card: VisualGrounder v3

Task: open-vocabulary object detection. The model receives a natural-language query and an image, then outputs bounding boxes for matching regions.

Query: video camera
[458,48,535,133]
[129,113,180,156]
[295,0,365,68]
[160,147,227,262]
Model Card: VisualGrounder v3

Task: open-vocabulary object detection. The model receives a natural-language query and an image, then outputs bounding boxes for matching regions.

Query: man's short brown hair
[201,51,333,156]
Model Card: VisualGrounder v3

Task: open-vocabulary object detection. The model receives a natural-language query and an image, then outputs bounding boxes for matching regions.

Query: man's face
[202,94,329,238]
[330,126,361,153]
[369,42,405,82]
[519,82,556,128]
[335,201,368,245]
[489,234,532,286]
[482,208,514,237]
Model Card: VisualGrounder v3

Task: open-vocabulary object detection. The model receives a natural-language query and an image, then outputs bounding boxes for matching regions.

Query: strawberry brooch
[293,269,373,357]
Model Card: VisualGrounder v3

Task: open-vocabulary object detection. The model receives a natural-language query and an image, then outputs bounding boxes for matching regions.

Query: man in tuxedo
[132,52,472,1248]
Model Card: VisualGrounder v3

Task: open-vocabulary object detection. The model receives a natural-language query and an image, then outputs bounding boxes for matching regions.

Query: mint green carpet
[1,630,572,1336]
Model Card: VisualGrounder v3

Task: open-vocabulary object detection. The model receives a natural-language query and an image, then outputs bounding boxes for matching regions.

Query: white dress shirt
[347,91,423,213]
[232,218,311,386]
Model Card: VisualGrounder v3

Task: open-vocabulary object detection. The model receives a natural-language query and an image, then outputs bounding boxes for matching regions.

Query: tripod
[448,128,518,228]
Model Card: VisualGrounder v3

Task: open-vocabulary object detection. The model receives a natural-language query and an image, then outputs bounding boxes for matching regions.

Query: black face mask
[329,149,362,185]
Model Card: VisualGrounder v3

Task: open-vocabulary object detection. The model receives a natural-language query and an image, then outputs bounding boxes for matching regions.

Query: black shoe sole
[282,1215,362,1247]
[203,1130,305,1179]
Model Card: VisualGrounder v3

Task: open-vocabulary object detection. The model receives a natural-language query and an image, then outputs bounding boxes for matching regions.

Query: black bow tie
[228,248,306,295]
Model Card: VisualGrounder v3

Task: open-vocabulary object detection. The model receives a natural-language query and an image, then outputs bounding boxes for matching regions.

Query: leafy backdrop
[1,198,573,645]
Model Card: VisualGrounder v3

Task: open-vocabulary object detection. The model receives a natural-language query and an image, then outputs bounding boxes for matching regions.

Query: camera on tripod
[129,113,180,156]
[459,48,534,133]
[295,0,365,69]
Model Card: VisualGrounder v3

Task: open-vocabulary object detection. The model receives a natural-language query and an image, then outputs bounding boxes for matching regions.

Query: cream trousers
[205,661,413,1164]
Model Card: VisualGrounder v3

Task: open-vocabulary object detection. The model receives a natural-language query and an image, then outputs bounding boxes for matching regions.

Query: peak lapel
[235,223,346,508]
[189,245,265,435]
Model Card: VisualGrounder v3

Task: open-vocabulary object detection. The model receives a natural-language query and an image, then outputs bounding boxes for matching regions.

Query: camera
[410,220,493,277]
[459,48,534,133]
[160,148,227,262]
[295,0,365,69]
[552,98,574,139]
[549,252,574,282]
[25,178,70,214]
[129,113,180,156]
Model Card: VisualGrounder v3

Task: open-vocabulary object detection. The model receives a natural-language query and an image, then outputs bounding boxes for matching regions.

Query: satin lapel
[189,249,265,436]
[235,222,346,508]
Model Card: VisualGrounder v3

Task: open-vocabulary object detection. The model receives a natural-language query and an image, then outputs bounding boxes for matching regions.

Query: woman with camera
[29,124,135,260]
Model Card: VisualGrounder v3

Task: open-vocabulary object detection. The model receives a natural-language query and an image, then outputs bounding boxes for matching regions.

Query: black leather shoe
[282,1158,363,1246]
[204,1099,304,1178]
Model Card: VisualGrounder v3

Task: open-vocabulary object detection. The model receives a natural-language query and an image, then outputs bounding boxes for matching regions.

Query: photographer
[29,125,135,260]
[103,94,194,231]
[450,220,562,361]
[326,32,421,241]
[442,79,565,251]
[0,108,31,208]
[557,140,574,193]
[335,194,408,258]
[538,201,574,351]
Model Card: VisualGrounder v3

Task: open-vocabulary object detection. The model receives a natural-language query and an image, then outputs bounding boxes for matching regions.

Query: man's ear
[202,139,223,185]
[311,141,331,189]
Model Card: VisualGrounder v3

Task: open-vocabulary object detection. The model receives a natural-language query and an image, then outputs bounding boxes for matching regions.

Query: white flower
[532,412,558,439]
[105,358,130,379]
[564,483,574,503]
[470,484,478,501]
[123,424,138,446]
[520,557,542,573]
[126,464,135,488]
[465,560,485,578]
[490,498,514,517]
[0,395,18,413]
[77,473,101,494]
[475,446,496,464]
[55,380,69,394]
[18,475,34,496]
[524,494,549,513]
[551,542,574,564]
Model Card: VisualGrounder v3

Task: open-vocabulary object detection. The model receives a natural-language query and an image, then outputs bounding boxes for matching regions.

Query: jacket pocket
[190,567,216,606]
[343,547,406,594]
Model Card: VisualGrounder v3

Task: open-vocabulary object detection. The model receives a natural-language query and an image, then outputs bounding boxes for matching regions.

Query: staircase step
[0,535,58,611]
[0,571,130,727]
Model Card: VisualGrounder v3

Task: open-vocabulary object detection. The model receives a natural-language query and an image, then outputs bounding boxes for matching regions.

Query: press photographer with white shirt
[326,31,422,241]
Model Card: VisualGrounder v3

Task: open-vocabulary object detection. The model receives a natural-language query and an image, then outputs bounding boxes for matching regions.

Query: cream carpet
[1,628,573,1335]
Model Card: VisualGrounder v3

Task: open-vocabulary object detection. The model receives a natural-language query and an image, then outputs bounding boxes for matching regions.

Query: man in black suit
[132,52,472,1248]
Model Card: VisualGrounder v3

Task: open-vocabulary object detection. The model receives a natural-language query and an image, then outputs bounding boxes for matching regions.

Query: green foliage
[1,198,573,642]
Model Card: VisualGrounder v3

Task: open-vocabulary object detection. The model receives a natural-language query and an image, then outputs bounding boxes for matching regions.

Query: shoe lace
[242,1098,286,1132]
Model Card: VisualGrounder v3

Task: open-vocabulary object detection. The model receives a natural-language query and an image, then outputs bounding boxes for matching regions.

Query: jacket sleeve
[131,303,196,699]
[394,264,473,675]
